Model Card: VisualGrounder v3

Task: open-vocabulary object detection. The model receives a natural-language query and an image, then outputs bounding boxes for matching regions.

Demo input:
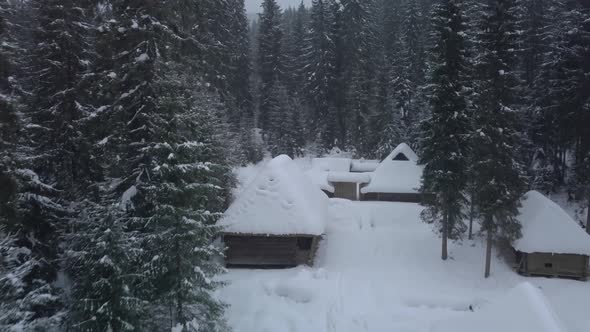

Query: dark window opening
[297,237,313,250]
[393,153,409,161]
[544,263,553,268]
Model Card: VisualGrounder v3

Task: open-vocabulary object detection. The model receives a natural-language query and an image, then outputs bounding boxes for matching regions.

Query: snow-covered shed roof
[327,172,371,183]
[385,143,419,162]
[220,155,328,236]
[514,191,590,256]
[305,170,334,193]
[360,161,423,194]
[350,160,380,172]
[310,157,352,172]
[432,283,566,332]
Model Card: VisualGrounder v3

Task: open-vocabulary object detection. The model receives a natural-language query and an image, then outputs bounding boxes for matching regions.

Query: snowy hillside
[216,163,590,332]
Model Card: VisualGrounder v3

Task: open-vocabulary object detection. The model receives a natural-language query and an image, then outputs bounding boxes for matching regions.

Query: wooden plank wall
[224,235,321,268]
[523,252,588,280]
[333,182,358,200]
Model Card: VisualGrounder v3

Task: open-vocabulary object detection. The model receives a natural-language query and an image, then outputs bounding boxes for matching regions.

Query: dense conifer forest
[0,0,589,330]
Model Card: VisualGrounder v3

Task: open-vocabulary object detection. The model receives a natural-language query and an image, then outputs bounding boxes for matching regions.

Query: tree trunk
[586,200,590,235]
[442,210,448,260]
[469,193,474,240]
[484,228,493,278]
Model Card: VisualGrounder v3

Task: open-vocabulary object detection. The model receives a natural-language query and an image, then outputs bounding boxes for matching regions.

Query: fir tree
[567,6,590,233]
[65,202,146,332]
[97,1,232,329]
[471,0,528,278]
[420,0,471,261]
[0,0,96,329]
[267,83,305,158]
[304,0,337,146]
[283,2,308,99]
[257,0,284,136]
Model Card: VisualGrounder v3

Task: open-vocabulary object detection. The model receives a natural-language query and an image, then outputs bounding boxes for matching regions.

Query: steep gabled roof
[386,143,419,162]
[514,191,590,256]
[360,161,423,194]
[220,155,328,236]
[361,144,423,194]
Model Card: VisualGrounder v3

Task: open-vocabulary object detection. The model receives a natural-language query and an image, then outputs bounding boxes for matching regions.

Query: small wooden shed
[219,155,328,268]
[513,191,590,280]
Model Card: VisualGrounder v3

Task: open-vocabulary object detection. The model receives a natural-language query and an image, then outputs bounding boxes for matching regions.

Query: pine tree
[267,83,305,158]
[304,0,337,147]
[283,2,308,99]
[567,6,590,233]
[374,0,405,157]
[1,0,96,329]
[420,0,471,261]
[27,0,94,196]
[393,0,430,145]
[65,202,146,332]
[95,2,232,329]
[228,0,254,126]
[471,0,528,278]
[529,2,581,189]
[257,0,284,136]
[0,0,19,215]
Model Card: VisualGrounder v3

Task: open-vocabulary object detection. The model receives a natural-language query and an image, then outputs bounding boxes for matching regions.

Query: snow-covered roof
[305,170,334,193]
[386,143,419,162]
[432,283,566,332]
[220,155,328,236]
[361,161,423,194]
[327,172,371,183]
[311,157,352,172]
[514,191,590,256]
[350,160,380,172]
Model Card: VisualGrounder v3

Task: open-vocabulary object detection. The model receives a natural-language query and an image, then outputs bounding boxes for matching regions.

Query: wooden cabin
[513,191,590,280]
[219,155,328,268]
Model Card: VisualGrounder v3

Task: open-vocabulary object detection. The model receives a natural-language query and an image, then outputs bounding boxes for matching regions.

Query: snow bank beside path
[432,282,566,332]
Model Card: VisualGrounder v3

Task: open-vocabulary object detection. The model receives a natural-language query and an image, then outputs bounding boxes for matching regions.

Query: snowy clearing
[217,199,590,332]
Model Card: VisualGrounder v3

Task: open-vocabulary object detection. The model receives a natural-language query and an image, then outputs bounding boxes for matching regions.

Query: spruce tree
[568,6,590,233]
[394,0,430,145]
[304,0,337,146]
[267,83,305,158]
[64,202,146,331]
[93,1,232,329]
[283,2,308,99]
[529,2,582,189]
[257,0,284,136]
[471,0,528,278]
[1,0,95,328]
[420,0,471,261]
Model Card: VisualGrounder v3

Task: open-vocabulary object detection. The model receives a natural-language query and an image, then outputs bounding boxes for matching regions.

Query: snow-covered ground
[217,162,590,332]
